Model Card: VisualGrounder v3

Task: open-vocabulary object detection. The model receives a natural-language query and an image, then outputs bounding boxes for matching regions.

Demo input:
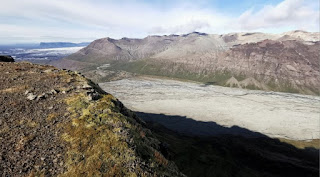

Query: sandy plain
[100,77,320,140]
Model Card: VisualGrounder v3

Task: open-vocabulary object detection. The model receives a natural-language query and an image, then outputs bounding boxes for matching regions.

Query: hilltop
[0,61,183,176]
[54,30,320,95]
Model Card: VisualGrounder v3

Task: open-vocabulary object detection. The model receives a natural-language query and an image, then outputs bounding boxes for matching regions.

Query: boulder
[27,93,37,100]
[0,55,15,62]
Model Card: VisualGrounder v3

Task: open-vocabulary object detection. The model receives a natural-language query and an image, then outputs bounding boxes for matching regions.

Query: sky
[0,0,318,44]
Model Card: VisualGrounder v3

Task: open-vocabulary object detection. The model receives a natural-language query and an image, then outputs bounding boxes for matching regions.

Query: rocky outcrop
[225,76,241,88]
[0,55,15,62]
[0,62,184,176]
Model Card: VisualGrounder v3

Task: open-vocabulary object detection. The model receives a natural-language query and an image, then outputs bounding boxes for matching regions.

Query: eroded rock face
[0,55,15,62]
[219,40,320,93]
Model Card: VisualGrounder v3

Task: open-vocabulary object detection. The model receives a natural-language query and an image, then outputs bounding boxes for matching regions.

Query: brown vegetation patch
[279,138,320,149]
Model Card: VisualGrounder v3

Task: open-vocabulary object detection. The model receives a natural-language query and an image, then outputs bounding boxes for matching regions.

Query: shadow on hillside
[136,111,319,177]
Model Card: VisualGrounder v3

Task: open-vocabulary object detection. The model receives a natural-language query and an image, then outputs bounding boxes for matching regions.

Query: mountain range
[53,30,320,95]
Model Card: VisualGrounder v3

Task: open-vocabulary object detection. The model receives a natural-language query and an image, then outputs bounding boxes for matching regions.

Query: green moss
[61,92,182,176]
[62,94,137,176]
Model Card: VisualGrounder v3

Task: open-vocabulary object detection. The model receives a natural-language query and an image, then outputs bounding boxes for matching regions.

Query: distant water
[0,45,83,61]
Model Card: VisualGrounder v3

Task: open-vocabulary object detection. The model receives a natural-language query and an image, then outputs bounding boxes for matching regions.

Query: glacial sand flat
[100,77,320,140]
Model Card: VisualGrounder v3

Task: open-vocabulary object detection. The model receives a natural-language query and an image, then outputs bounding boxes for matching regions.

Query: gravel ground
[100,76,320,141]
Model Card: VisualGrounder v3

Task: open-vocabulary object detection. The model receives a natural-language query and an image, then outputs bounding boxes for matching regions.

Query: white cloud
[150,20,210,34]
[0,0,318,44]
[236,0,319,31]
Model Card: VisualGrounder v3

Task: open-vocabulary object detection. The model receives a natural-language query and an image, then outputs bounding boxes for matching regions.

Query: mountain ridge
[55,30,320,95]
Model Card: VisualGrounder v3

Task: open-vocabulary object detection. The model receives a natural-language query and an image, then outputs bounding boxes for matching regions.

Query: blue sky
[0,0,318,44]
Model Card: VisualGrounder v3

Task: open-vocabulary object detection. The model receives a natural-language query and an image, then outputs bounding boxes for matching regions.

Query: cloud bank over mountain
[0,0,318,44]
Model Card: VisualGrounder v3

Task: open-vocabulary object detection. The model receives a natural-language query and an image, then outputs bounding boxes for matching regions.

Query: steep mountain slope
[0,62,184,176]
[142,39,319,94]
[57,31,320,95]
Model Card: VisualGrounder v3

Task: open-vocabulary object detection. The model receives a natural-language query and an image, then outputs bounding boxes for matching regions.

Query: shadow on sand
[136,111,319,177]
[136,112,266,138]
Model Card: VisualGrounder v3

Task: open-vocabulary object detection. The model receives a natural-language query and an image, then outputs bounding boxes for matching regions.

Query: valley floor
[100,76,320,141]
